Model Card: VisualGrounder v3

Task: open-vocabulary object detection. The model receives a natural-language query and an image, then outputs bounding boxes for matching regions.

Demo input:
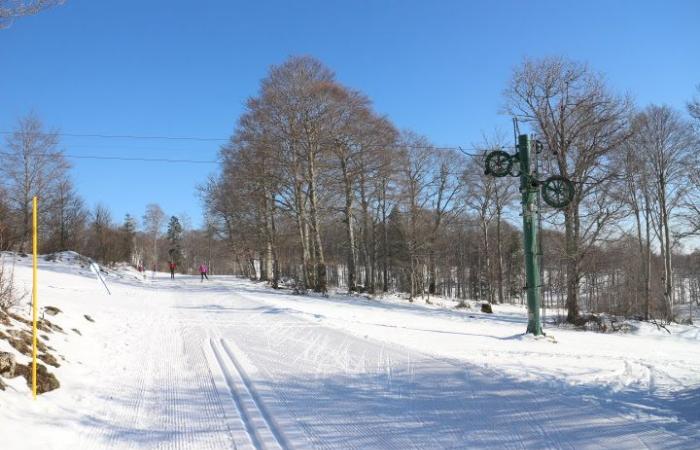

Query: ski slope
[1,253,699,449]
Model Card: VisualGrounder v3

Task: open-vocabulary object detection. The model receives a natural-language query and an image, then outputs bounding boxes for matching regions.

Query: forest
[1,55,699,325]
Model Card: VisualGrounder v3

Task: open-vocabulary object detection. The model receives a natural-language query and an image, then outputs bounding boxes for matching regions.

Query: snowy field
[1,252,699,449]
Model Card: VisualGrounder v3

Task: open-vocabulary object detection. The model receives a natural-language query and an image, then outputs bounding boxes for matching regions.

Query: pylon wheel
[509,154,521,177]
[542,175,574,208]
[485,150,512,178]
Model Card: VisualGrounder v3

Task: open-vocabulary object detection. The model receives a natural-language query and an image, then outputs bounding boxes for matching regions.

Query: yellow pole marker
[32,196,38,399]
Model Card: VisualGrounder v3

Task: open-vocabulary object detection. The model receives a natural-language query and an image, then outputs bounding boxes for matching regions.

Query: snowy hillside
[0,252,699,449]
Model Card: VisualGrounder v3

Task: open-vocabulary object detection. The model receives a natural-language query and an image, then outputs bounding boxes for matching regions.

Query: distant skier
[169,261,176,279]
[199,263,209,282]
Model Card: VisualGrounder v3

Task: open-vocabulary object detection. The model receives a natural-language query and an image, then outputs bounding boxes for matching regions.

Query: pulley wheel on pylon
[542,175,574,208]
[484,150,512,177]
[509,153,521,177]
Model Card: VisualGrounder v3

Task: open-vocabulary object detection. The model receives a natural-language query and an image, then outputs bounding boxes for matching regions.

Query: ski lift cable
[0,130,512,157]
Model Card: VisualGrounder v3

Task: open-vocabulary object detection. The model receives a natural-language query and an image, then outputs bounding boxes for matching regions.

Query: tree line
[204,55,700,324]
[0,119,225,275]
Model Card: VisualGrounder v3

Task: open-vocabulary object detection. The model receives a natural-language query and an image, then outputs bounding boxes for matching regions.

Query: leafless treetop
[0,0,64,29]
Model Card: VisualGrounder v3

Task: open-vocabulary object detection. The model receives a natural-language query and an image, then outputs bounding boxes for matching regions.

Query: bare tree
[329,93,396,293]
[397,132,435,301]
[202,144,266,281]
[354,117,397,293]
[686,169,700,236]
[0,0,64,28]
[45,178,87,253]
[87,204,115,264]
[688,84,700,122]
[504,56,632,323]
[463,155,498,303]
[0,113,70,252]
[634,105,696,320]
[374,133,402,293]
[465,137,518,304]
[619,135,654,319]
[245,56,340,292]
[424,151,463,298]
[219,56,397,293]
[142,203,165,270]
[686,85,700,236]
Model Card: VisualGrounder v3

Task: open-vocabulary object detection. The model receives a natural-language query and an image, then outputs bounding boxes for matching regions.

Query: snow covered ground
[1,252,699,449]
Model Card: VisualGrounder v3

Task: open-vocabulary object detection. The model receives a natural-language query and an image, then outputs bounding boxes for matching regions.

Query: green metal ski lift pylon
[484,133,575,335]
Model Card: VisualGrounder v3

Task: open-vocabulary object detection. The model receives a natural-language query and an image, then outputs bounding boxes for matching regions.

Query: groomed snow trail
[177,282,697,450]
[9,270,700,449]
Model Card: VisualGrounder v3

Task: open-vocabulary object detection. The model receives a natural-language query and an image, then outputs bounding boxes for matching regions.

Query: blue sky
[1,0,698,228]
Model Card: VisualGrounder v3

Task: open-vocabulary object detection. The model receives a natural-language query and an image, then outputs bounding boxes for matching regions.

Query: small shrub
[0,255,19,311]
[0,351,16,378]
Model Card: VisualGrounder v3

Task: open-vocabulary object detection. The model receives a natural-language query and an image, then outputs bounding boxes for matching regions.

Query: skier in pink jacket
[199,263,209,281]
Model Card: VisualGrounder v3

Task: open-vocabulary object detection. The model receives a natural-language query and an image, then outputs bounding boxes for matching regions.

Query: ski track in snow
[2,260,700,449]
[71,287,236,450]
[184,285,696,449]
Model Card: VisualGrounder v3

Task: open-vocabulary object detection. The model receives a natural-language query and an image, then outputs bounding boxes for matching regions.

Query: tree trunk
[496,208,504,304]
[381,180,389,292]
[480,214,492,304]
[261,192,275,284]
[340,160,357,292]
[369,217,378,294]
[260,248,269,281]
[660,183,674,319]
[409,256,415,302]
[644,206,652,319]
[293,174,312,290]
[632,193,645,317]
[565,207,580,322]
[307,149,327,293]
[359,175,373,293]
[269,194,280,289]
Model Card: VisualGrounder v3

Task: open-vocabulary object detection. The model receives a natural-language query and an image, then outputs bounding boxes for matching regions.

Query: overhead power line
[0,129,509,157]
[0,130,227,142]
[0,151,217,164]
[65,154,218,164]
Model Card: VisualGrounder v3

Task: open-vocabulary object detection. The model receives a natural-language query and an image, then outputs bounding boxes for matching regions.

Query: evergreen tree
[120,214,137,263]
[166,216,183,267]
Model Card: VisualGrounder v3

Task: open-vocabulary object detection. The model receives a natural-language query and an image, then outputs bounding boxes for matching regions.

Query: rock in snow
[0,351,16,378]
